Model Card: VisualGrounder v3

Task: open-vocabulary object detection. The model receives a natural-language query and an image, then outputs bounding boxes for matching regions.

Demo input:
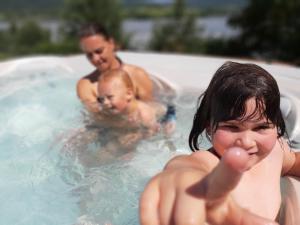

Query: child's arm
[281,138,300,177]
[140,148,278,225]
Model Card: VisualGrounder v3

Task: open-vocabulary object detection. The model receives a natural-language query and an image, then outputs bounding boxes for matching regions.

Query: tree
[61,0,126,50]
[0,19,51,56]
[15,20,50,53]
[149,0,205,53]
[229,0,300,64]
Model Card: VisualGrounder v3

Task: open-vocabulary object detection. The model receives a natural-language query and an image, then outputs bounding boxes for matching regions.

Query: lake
[124,16,239,49]
[0,16,239,50]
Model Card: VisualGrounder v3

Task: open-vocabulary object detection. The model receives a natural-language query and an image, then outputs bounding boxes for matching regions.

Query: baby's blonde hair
[99,69,134,91]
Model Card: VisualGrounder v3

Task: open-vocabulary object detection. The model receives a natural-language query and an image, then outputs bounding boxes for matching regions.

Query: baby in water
[95,68,167,147]
[67,68,170,167]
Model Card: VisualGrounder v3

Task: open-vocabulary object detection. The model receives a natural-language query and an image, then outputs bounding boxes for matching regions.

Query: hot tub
[0,52,299,225]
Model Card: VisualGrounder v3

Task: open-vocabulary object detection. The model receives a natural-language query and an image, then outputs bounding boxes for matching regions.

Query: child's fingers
[225,203,279,225]
[207,197,279,225]
[207,147,250,201]
[173,191,206,225]
[203,148,275,225]
[157,171,206,225]
[189,147,250,202]
[238,208,279,225]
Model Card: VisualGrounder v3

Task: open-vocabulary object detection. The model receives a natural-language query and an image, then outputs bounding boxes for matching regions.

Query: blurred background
[0,0,299,66]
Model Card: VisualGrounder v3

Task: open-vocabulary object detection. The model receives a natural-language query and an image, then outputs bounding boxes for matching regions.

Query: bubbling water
[0,64,210,225]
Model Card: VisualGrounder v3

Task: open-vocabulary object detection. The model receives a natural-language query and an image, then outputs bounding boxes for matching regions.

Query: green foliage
[15,20,50,52]
[122,0,247,17]
[1,0,298,67]
[62,0,125,48]
[173,0,185,20]
[0,0,64,18]
[123,6,174,19]
[0,20,52,56]
[149,0,205,54]
[229,0,300,64]
[0,31,10,54]
[33,40,80,55]
[0,0,129,58]
[123,6,202,19]
[0,0,63,11]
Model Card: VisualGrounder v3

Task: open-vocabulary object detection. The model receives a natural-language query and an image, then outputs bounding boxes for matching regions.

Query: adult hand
[81,100,102,113]
[118,132,142,146]
[163,120,176,137]
[139,147,278,225]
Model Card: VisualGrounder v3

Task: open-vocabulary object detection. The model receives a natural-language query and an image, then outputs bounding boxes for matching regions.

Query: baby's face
[97,78,131,115]
[211,98,278,169]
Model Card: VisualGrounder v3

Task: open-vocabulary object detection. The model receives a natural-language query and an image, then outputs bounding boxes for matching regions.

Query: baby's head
[189,61,286,150]
[97,69,134,115]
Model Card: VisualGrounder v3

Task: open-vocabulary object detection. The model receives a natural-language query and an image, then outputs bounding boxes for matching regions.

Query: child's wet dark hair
[189,61,286,151]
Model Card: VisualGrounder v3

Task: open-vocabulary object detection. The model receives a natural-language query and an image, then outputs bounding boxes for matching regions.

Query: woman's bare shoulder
[122,64,148,75]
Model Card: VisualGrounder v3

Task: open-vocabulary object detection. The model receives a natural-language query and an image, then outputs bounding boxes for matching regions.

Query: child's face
[211,98,278,169]
[97,78,132,115]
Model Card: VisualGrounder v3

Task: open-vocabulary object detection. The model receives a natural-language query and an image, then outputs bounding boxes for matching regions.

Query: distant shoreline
[0,16,238,50]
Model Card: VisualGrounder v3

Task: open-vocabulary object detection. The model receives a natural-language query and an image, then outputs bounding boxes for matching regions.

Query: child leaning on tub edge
[139,61,300,225]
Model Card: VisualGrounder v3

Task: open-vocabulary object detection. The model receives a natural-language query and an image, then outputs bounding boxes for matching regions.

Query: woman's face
[80,34,116,72]
[211,98,278,169]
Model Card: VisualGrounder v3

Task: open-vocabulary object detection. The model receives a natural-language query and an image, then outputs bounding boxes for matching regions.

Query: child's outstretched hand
[139,147,279,225]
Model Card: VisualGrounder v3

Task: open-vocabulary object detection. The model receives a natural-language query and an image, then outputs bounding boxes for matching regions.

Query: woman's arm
[123,64,153,101]
[76,79,100,113]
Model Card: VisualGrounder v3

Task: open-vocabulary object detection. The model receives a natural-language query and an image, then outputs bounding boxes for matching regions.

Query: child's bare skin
[139,61,300,225]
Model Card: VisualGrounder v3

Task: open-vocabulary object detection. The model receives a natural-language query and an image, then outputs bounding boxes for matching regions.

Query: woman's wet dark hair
[78,23,111,40]
[189,61,286,151]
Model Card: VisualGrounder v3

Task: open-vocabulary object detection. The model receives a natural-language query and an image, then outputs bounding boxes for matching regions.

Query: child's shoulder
[189,149,220,170]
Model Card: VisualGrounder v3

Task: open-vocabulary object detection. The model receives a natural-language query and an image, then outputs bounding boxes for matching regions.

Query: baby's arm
[140,148,278,225]
[118,131,144,147]
[139,102,161,136]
